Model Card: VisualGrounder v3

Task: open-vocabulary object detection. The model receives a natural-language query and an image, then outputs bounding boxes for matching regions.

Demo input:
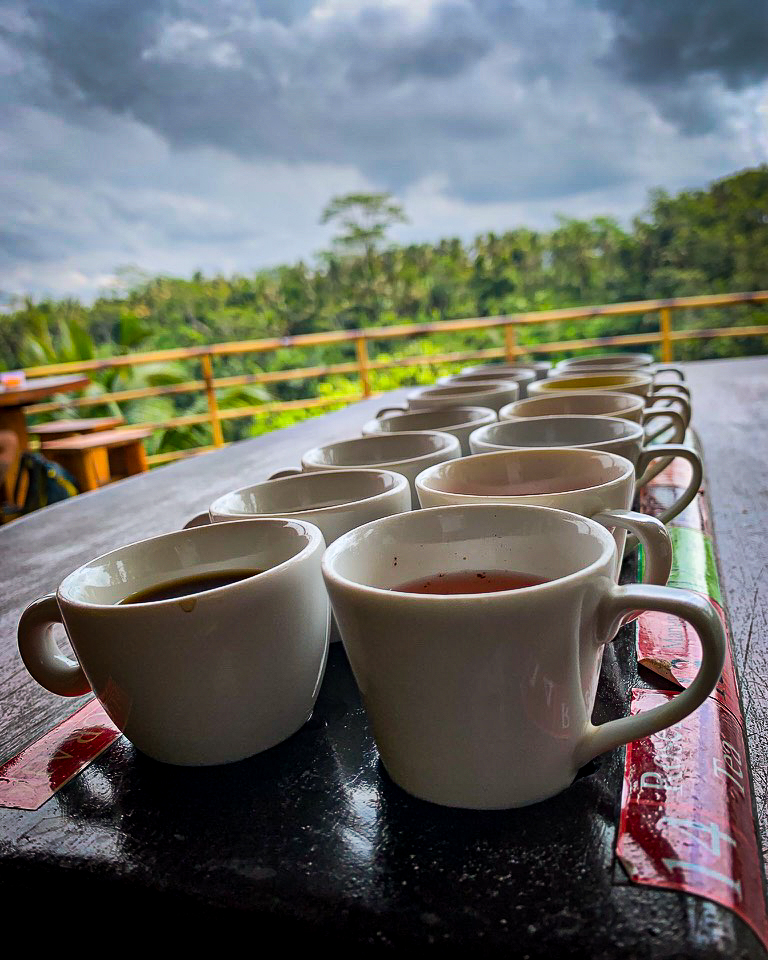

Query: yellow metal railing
[22,290,768,466]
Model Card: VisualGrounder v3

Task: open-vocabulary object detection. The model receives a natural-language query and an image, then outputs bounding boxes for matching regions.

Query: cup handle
[634,445,703,513]
[593,508,672,587]
[649,389,691,428]
[642,407,686,444]
[574,584,725,767]
[653,381,690,398]
[652,366,687,384]
[18,595,91,697]
[376,406,407,419]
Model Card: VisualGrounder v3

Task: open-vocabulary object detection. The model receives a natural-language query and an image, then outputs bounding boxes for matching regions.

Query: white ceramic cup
[553,364,688,390]
[529,373,691,426]
[322,504,725,809]
[301,431,460,508]
[209,469,411,544]
[532,370,690,403]
[554,353,686,383]
[362,406,497,456]
[498,391,687,443]
[558,351,656,368]
[461,361,551,381]
[405,381,519,413]
[468,416,702,518]
[415,447,672,582]
[17,519,330,765]
[437,369,537,398]
[209,470,411,644]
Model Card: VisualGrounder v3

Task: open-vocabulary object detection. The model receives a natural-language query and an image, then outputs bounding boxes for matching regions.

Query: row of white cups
[17,352,726,810]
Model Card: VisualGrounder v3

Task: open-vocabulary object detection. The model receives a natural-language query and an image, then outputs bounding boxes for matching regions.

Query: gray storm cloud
[599,0,768,133]
[7,1,503,159]
[6,0,759,199]
[601,0,768,91]
[6,0,768,201]
[4,1,766,188]
[0,0,764,297]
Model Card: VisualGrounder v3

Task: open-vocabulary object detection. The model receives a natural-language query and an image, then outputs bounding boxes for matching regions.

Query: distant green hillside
[2,166,766,457]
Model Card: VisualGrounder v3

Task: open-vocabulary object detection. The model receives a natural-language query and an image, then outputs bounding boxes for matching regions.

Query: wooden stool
[41,428,151,492]
[30,416,124,441]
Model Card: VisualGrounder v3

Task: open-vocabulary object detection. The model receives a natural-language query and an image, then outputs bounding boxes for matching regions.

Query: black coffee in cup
[120,569,260,604]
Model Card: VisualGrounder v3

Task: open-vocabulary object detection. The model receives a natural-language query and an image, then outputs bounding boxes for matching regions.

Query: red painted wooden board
[621,430,768,951]
[0,699,119,810]
[617,690,768,952]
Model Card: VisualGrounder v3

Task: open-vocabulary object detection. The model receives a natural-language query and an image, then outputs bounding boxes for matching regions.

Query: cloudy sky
[1,0,766,300]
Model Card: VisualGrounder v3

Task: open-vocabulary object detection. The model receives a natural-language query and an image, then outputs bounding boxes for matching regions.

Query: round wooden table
[0,374,90,500]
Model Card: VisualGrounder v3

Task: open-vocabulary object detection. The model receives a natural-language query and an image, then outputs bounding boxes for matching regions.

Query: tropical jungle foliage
[1,167,767,458]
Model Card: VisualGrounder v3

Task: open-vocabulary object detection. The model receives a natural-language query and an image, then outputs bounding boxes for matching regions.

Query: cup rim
[500,390,645,419]
[440,370,536,384]
[415,446,635,500]
[302,430,460,468]
[364,406,496,432]
[57,517,324,610]
[538,371,652,390]
[209,468,410,519]
[556,352,654,368]
[461,361,551,374]
[472,414,644,450]
[407,382,513,400]
[322,503,616,600]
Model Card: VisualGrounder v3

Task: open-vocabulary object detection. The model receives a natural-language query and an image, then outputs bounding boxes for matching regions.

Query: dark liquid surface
[394,570,549,595]
[120,569,261,604]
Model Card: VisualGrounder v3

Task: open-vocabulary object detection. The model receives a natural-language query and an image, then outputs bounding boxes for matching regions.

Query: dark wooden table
[1,356,766,954]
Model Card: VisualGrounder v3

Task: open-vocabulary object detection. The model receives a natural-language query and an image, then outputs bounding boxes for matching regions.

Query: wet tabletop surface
[1,357,767,955]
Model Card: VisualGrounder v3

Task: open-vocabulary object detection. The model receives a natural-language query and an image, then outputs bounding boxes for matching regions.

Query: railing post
[356,336,372,397]
[201,353,224,447]
[660,308,673,363]
[504,321,518,362]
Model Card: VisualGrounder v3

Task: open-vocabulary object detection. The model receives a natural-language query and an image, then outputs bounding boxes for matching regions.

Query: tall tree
[320,192,408,256]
